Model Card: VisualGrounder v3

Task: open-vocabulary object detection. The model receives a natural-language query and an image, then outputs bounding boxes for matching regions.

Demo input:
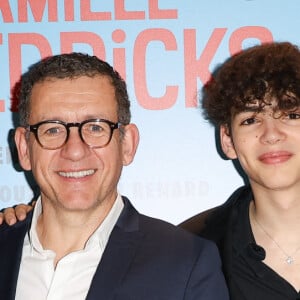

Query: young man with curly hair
[181,42,300,300]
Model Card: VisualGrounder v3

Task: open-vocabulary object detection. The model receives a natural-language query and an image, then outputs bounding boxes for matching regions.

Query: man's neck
[35,197,117,266]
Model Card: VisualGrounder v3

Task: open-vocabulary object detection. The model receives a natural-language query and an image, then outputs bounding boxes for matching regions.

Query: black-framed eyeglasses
[26,119,121,150]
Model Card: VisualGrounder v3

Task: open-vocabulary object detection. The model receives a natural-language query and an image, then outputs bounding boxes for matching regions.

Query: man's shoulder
[120,196,215,249]
[139,211,200,239]
[178,185,252,238]
[103,198,229,299]
[137,211,218,257]
[179,206,219,235]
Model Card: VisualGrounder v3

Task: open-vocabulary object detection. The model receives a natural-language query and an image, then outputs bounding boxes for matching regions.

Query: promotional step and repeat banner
[1,1,300,224]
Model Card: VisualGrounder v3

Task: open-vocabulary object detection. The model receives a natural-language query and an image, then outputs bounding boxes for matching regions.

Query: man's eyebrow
[237,106,261,113]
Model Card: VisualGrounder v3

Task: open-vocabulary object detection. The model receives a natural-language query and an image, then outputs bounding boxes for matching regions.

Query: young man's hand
[0,202,35,225]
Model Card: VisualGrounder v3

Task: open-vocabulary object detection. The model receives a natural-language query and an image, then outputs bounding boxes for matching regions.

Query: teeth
[59,169,95,178]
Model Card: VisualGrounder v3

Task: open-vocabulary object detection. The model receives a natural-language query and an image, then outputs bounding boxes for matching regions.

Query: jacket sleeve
[183,239,229,300]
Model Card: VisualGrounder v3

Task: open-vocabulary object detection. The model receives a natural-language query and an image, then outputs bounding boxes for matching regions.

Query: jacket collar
[86,196,144,300]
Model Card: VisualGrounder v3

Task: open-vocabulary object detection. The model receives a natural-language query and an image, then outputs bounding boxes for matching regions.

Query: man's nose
[260,119,285,145]
[60,127,88,160]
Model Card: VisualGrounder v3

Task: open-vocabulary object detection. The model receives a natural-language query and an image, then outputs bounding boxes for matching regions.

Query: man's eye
[45,127,62,135]
[84,123,106,136]
[241,117,256,125]
[287,112,300,119]
[90,124,103,132]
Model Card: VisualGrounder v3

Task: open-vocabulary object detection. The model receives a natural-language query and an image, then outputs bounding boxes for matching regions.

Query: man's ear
[121,124,139,166]
[14,127,32,171]
[220,125,237,159]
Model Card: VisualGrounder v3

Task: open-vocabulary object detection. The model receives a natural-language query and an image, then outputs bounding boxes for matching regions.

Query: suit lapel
[86,198,144,300]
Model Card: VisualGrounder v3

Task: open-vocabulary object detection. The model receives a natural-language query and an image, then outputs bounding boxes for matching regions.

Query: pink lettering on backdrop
[115,0,145,20]
[0,0,13,23]
[81,0,111,21]
[8,33,52,111]
[60,32,106,59]
[0,33,3,111]
[149,0,177,19]
[2,26,275,113]
[0,0,178,23]
[64,0,75,21]
[184,26,273,108]
[184,28,227,107]
[229,26,273,55]
[18,0,58,22]
[112,29,127,80]
[114,0,178,20]
[134,28,178,110]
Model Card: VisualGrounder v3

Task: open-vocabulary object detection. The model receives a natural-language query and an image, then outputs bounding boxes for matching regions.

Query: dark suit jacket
[179,185,252,297]
[0,197,229,300]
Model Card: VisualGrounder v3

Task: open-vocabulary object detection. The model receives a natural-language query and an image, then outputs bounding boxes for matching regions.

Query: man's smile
[58,169,95,178]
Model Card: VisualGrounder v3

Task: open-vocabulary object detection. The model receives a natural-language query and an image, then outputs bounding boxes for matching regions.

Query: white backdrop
[1,0,300,224]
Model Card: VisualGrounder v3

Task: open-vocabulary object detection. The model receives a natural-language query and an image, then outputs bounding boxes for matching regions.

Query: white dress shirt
[15,194,124,300]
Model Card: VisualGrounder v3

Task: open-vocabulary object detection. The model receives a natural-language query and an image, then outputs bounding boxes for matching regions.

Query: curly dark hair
[18,52,131,126]
[202,42,300,127]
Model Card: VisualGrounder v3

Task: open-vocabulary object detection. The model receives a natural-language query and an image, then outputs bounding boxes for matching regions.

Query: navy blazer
[0,197,229,299]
